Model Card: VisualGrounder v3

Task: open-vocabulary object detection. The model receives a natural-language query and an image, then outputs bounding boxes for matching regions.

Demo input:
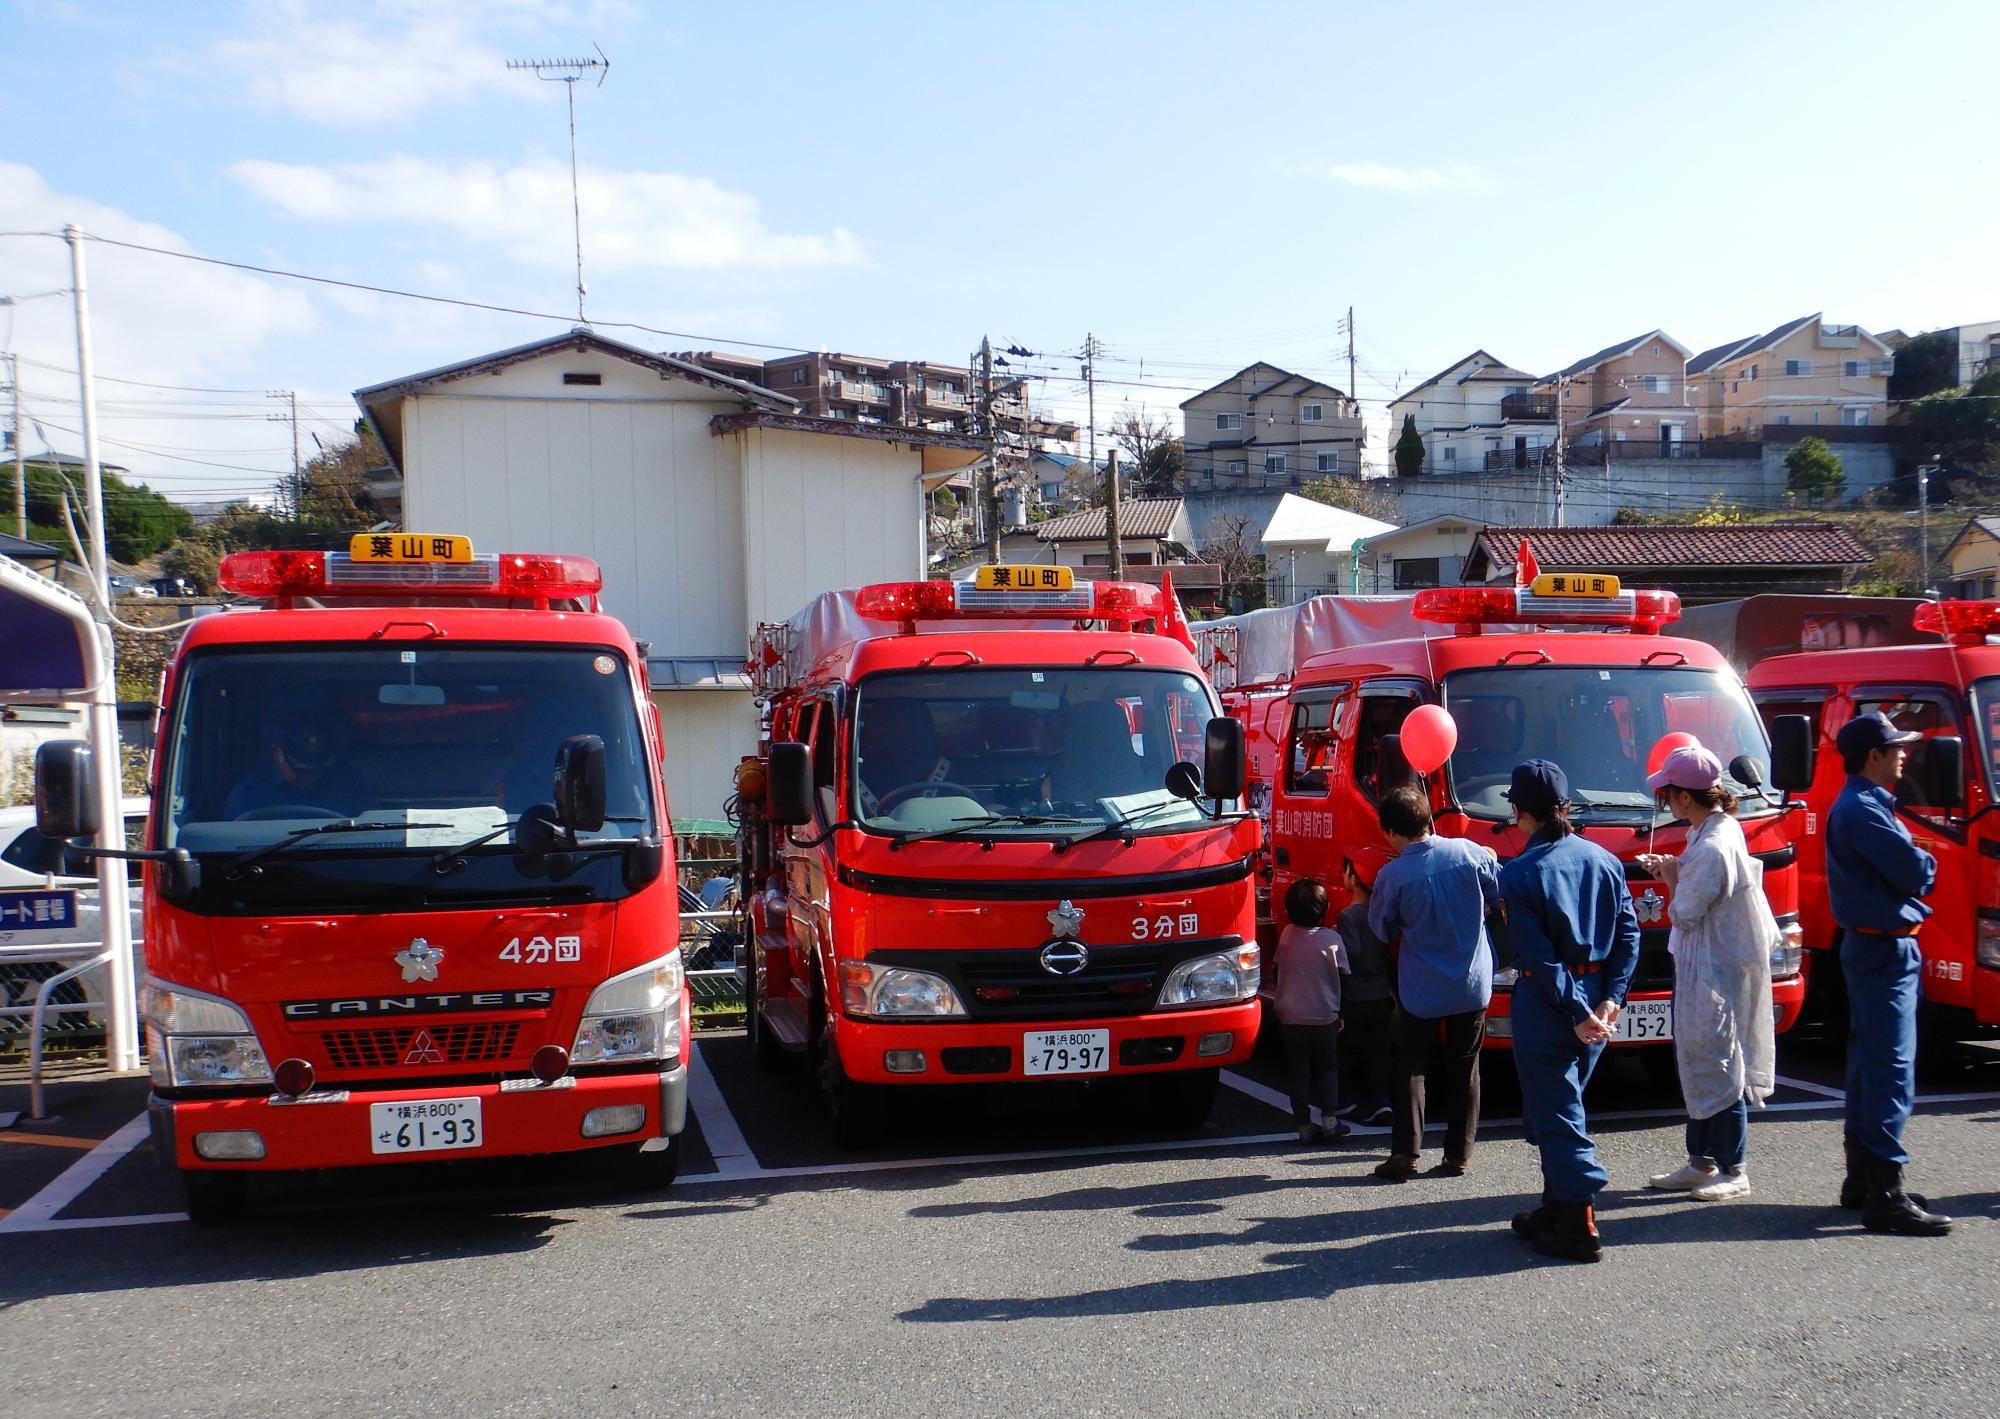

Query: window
[1393,557,1441,590]
[1264,452,1287,475]
[1844,360,1867,378]
[1225,459,1247,477]
[797,701,839,824]
[1641,374,1668,394]
[1215,412,1243,431]
[1442,447,1458,464]
[1125,551,1154,565]
[1776,414,1792,425]
[1284,692,1343,796]
[790,368,806,386]
[1746,363,1760,381]
[1352,683,1421,804]
[1301,403,1325,422]
[562,371,602,387]
[1507,385,1528,398]
[1081,553,1110,566]
[1317,452,1340,473]
[1851,687,1964,813]
[1786,359,1813,377]
[1842,406,1871,427]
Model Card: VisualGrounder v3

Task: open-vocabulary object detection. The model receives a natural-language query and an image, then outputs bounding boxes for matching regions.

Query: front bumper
[834,1000,1261,1085]
[1480,973,1807,1049]
[151,1063,687,1172]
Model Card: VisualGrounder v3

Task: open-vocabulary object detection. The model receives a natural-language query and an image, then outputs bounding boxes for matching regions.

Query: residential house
[1386,352,1554,474]
[1354,514,1488,592]
[984,497,1220,605]
[355,328,985,820]
[1459,523,1872,602]
[1930,320,2000,386]
[1180,363,1366,493]
[1686,314,1894,438]
[1256,492,1396,603]
[1941,516,2000,599]
[1533,331,1697,455]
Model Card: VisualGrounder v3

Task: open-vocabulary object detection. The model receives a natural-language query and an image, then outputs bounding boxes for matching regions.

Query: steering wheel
[232,805,345,822]
[876,781,982,812]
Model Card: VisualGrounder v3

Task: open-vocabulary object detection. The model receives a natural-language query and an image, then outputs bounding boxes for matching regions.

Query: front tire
[1151,1066,1221,1129]
[817,1027,882,1149]
[623,1135,682,1190]
[182,1170,251,1225]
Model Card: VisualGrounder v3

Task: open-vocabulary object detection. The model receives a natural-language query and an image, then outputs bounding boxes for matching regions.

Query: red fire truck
[736,569,1259,1144]
[1687,595,1997,1045]
[1264,579,1809,1061]
[34,537,689,1220]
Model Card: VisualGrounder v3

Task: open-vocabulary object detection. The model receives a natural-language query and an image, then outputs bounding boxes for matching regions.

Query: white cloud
[229,154,865,272]
[1321,162,1489,194]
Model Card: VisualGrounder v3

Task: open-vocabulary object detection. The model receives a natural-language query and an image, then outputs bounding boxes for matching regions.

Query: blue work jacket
[1367,835,1499,1018]
[1826,776,1935,936]
[1499,830,1641,1027]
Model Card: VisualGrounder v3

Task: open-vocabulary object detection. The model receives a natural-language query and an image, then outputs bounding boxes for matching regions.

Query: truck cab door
[1751,685,1834,954]
[1270,683,1348,915]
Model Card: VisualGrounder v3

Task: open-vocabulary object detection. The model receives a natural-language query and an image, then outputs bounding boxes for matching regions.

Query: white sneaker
[1647,1159,1720,1191]
[1690,1170,1752,1202]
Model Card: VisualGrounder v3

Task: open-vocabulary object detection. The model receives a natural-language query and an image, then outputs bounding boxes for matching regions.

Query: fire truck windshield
[158,645,656,907]
[851,667,1218,838]
[1441,664,1770,822]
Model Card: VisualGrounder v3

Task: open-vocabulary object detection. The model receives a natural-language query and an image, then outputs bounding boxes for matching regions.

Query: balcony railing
[1818,324,1861,348]
[1500,392,1556,421]
[830,380,888,403]
[921,387,966,406]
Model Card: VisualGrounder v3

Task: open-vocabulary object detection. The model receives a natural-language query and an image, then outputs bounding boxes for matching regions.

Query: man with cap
[1825,711,1952,1236]
[1498,758,1641,1262]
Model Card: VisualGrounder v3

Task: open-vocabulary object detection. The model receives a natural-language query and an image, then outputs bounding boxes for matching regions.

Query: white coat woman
[1636,744,1778,1201]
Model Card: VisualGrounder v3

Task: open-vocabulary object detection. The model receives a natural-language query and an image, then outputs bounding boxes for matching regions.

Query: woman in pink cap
[1636,744,1779,1201]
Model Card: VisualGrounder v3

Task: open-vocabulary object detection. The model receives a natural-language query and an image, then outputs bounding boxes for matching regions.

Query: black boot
[1529,1201,1603,1263]
[1512,1186,1558,1239]
[1839,1137,1866,1210]
[1860,1154,1953,1237]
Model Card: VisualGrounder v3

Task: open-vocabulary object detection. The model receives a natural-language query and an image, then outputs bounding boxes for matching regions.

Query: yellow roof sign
[973,564,1074,592]
[349,533,475,565]
[1530,572,1622,599]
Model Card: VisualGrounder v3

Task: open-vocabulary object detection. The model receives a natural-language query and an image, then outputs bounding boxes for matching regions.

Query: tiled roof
[1549,329,1691,381]
[1393,350,1533,405]
[1034,498,1185,542]
[1688,314,1820,375]
[1475,523,1872,570]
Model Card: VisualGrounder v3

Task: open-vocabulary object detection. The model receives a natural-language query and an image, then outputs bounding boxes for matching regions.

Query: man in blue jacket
[1498,759,1640,1262]
[1826,711,1952,1236]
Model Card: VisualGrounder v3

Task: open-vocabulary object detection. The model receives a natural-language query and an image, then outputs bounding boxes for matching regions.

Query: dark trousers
[1841,932,1920,1165]
[1339,996,1395,1109]
[1391,1007,1485,1164]
[1687,1092,1749,1172]
[1512,981,1612,1202]
[1280,1021,1341,1124]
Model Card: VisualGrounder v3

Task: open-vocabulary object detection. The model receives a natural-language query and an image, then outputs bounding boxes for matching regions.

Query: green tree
[1299,474,1399,524]
[1886,330,1959,403]
[1784,436,1846,501]
[1907,368,2000,477]
[1393,413,1425,478]
[0,460,191,562]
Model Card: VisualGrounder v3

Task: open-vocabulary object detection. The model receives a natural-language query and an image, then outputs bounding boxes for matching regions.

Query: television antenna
[506,45,610,325]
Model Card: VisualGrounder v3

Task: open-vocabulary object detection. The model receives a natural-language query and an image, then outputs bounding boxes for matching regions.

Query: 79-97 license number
[1022,1028,1110,1076]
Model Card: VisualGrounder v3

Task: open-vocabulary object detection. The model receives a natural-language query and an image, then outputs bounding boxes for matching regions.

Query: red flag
[1514,537,1541,587]
[1157,570,1199,653]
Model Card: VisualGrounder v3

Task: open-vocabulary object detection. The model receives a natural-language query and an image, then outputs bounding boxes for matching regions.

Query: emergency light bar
[1412,583,1680,635]
[1913,599,2000,645]
[852,578,1164,623]
[219,548,603,603]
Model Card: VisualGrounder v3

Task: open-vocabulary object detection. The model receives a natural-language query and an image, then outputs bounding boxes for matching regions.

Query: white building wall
[652,690,759,829]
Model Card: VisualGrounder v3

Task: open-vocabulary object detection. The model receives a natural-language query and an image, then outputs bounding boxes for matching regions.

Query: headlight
[1158,944,1260,1008]
[1977,917,2000,972]
[571,949,684,1066]
[838,961,965,1018]
[1492,967,1520,991]
[142,982,272,1089]
[1772,916,1804,979]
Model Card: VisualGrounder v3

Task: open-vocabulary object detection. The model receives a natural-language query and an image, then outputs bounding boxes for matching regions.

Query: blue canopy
[0,555,100,699]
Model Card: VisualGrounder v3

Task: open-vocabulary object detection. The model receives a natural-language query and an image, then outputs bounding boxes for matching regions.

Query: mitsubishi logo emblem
[395,938,444,983]
[1039,940,1090,977]
[402,1029,446,1066]
[1047,900,1085,939]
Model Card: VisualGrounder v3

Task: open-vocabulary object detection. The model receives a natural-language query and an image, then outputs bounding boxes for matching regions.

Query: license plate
[1022,1028,1110,1076]
[370,1097,483,1154]
[1616,1000,1673,1043]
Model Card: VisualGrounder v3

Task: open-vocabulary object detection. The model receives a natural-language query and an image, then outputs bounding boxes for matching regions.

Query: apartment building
[1180,362,1366,492]
[1532,331,1697,453]
[1686,314,1894,438]
[1386,350,1555,473]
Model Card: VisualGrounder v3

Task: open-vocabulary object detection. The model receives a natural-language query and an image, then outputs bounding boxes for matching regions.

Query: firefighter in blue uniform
[1825,711,1953,1236]
[1498,760,1641,1262]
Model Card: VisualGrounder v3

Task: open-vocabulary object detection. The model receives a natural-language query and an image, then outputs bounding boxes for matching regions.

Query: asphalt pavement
[2,1032,1996,1418]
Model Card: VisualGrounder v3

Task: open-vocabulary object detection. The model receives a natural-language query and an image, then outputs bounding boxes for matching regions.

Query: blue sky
[4,0,1998,500]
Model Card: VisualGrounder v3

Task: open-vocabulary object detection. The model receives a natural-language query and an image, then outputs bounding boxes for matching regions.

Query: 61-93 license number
[1022,1028,1110,1076]
[370,1097,482,1154]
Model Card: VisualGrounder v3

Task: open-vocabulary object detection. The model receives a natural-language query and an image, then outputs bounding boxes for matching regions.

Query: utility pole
[1553,372,1569,527]
[1344,306,1357,418]
[6,352,24,539]
[980,336,1000,564]
[1105,448,1123,578]
[1082,333,1099,480]
[1919,456,1933,594]
[507,48,610,325]
[267,389,301,518]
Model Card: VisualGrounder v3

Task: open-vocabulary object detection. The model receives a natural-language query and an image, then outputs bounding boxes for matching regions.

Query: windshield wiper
[1069,799,1218,849]
[226,819,448,878]
[431,821,518,874]
[888,813,1090,849]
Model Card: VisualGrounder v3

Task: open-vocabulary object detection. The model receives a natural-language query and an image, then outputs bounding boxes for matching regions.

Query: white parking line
[0,1114,153,1235]
[686,1040,759,1177]
[1776,1074,1848,1101]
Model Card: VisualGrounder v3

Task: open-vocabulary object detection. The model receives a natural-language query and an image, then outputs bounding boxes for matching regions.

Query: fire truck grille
[317,1023,522,1071]
[952,946,1170,1020]
[1631,930,1675,993]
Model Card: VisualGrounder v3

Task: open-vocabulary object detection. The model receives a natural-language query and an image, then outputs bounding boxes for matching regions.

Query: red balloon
[1647,732,1702,775]
[1400,704,1458,775]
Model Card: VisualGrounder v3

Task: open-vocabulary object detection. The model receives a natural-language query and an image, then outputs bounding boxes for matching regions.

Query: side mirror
[1768,715,1815,793]
[1379,732,1417,794]
[553,735,607,833]
[515,802,565,868]
[1165,761,1204,802]
[766,743,814,826]
[1728,753,1765,791]
[1203,717,1247,801]
[1913,735,1965,810]
[35,740,99,841]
